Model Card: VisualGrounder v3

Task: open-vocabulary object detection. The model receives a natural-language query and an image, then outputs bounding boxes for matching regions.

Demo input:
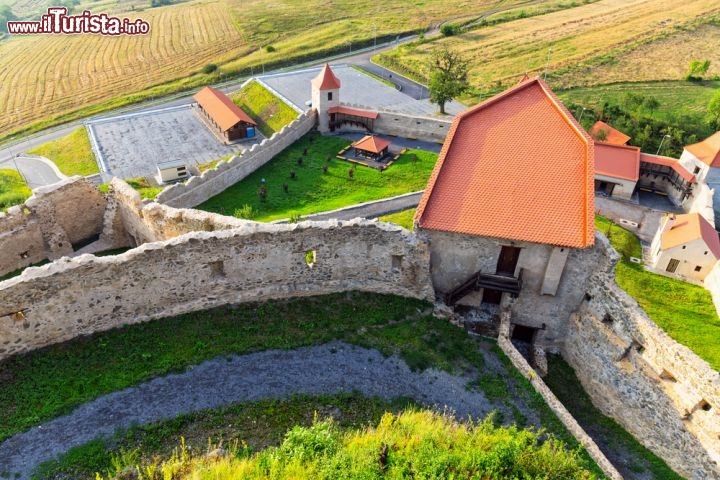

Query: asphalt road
[0,155,66,189]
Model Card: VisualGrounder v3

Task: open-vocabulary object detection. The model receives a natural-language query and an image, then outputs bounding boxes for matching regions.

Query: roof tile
[685,132,720,167]
[415,77,594,248]
[193,86,256,132]
[311,64,341,90]
[590,121,630,145]
[661,213,720,259]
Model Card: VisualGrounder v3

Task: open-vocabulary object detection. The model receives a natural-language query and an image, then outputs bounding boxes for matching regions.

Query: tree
[707,89,720,129]
[686,59,711,81]
[428,47,471,115]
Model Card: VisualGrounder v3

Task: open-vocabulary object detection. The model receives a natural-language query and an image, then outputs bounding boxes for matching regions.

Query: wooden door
[666,258,680,273]
[496,246,521,277]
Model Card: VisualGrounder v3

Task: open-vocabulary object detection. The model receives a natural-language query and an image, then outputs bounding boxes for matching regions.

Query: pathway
[0,342,498,479]
[0,154,66,188]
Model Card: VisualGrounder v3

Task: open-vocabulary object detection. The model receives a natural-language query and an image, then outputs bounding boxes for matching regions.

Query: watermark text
[7,7,150,35]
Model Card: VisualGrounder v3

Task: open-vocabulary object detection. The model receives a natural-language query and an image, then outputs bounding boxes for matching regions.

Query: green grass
[350,65,395,88]
[0,258,50,282]
[197,153,235,173]
[0,168,31,210]
[35,393,414,480]
[197,132,437,221]
[544,355,682,479]
[379,208,416,230]
[0,292,486,443]
[26,127,99,176]
[231,80,299,138]
[125,177,164,200]
[93,410,599,480]
[596,216,720,371]
[558,80,720,123]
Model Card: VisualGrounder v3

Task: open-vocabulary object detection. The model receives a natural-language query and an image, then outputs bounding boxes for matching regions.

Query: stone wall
[594,196,664,242]
[563,234,720,479]
[373,110,451,143]
[419,229,601,349]
[155,110,317,208]
[0,177,106,276]
[0,218,434,360]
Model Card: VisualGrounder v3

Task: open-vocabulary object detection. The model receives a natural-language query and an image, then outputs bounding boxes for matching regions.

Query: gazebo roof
[352,135,391,154]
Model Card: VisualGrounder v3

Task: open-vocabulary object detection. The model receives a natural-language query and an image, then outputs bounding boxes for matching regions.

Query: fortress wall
[372,110,451,143]
[0,218,434,360]
[155,110,317,209]
[563,234,720,479]
[0,177,106,276]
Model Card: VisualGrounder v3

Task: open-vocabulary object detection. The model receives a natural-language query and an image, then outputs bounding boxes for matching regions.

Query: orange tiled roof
[685,132,720,167]
[640,153,696,183]
[352,135,390,154]
[589,121,631,145]
[661,213,720,259]
[194,86,256,132]
[328,106,379,119]
[311,63,341,90]
[415,77,594,248]
[595,142,639,181]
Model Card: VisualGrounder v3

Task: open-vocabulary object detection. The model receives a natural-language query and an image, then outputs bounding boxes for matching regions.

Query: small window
[693,166,701,175]
[694,265,702,272]
[327,92,333,101]
[602,313,614,324]
[584,292,593,302]
[305,250,316,268]
[208,261,225,278]
[705,251,709,255]
[682,245,686,249]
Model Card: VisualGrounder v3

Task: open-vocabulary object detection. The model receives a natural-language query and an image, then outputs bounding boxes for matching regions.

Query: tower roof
[414,76,594,248]
[311,64,341,90]
[685,132,720,167]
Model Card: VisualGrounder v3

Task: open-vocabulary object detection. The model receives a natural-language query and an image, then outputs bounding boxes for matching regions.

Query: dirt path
[0,342,502,479]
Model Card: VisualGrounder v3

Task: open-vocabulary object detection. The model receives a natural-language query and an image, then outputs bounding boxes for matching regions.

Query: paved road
[0,155,66,189]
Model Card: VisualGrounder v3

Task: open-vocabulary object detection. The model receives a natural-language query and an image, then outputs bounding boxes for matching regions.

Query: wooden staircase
[444,269,523,306]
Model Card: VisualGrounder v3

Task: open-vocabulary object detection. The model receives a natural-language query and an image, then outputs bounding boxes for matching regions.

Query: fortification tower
[311,63,341,133]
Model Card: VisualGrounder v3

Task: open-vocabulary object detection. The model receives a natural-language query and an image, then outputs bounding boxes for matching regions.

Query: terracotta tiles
[595,142,640,181]
[352,135,390,154]
[662,213,720,259]
[415,77,594,248]
[590,121,631,145]
[640,153,696,183]
[328,106,379,119]
[193,86,256,132]
[311,63,341,90]
[685,132,720,167]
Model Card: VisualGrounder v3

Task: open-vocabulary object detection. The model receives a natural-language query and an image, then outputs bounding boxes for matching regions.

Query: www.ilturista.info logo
[7,7,150,35]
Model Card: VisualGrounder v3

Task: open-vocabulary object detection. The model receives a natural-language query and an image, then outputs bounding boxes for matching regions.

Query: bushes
[97,411,598,479]
[440,23,460,36]
[202,63,218,74]
[0,169,31,211]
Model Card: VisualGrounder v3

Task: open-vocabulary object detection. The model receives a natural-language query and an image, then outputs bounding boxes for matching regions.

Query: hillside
[376,0,720,94]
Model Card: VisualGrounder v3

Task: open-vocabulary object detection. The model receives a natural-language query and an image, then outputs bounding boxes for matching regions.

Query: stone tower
[311,63,341,133]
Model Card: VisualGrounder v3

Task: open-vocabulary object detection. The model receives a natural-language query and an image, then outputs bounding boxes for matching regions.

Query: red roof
[194,86,256,132]
[685,132,720,167]
[589,121,630,145]
[661,213,720,259]
[640,153,696,183]
[595,142,639,181]
[415,77,594,248]
[311,63,341,90]
[352,135,390,154]
[328,106,379,119]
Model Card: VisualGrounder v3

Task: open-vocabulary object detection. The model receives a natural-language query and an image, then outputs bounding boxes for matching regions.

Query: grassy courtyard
[197,132,437,222]
[379,208,416,230]
[232,80,299,138]
[26,127,99,177]
[596,216,720,371]
[0,168,31,211]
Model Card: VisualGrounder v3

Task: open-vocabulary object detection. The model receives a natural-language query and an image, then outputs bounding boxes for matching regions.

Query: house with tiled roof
[194,86,257,143]
[594,142,640,199]
[414,76,595,345]
[650,213,720,281]
[590,120,631,145]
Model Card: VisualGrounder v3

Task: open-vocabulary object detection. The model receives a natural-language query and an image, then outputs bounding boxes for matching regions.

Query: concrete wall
[0,218,434,360]
[595,173,636,200]
[563,234,720,479]
[594,195,664,242]
[0,177,106,276]
[686,181,716,227]
[679,150,708,183]
[419,229,600,349]
[155,110,317,209]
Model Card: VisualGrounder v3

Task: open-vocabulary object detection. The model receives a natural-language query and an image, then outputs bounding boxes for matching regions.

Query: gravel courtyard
[88,106,258,181]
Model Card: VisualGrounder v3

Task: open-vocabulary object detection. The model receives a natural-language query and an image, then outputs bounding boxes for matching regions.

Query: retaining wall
[0,177,106,276]
[563,234,720,479]
[0,217,434,360]
[155,110,317,209]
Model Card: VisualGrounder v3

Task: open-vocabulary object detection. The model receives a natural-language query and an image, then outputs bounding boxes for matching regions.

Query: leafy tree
[440,23,459,36]
[593,129,608,142]
[686,59,711,81]
[428,47,471,114]
[707,89,720,129]
[201,64,218,74]
[643,96,660,117]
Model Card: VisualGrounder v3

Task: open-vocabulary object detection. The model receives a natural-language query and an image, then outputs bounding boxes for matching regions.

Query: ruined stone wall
[0,218,434,360]
[420,229,600,349]
[563,234,720,479]
[0,177,106,276]
[594,195,663,242]
[155,110,317,209]
[111,179,250,245]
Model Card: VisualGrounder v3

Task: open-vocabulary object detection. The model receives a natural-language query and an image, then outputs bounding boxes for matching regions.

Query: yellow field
[377,0,720,93]
[0,0,534,140]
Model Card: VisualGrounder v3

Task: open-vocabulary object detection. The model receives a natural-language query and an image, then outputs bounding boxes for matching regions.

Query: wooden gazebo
[351,135,391,160]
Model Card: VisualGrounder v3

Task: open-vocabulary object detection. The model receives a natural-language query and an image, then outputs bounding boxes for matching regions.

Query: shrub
[202,63,218,74]
[265,45,276,53]
[288,212,303,223]
[234,204,255,219]
[257,185,268,201]
[440,23,459,36]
